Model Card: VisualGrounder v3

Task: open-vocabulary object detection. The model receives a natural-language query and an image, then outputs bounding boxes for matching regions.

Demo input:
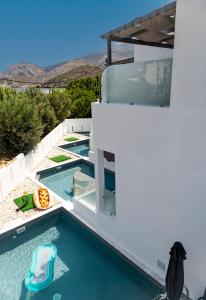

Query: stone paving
[0,177,61,230]
[33,146,80,171]
[58,131,89,146]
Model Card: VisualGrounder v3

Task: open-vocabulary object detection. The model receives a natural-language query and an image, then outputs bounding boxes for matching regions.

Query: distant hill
[0,44,133,87]
[5,63,45,78]
[45,65,102,87]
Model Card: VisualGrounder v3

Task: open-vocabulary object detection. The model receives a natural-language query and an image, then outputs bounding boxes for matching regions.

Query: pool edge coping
[56,145,89,161]
[30,162,162,288]
[0,202,163,292]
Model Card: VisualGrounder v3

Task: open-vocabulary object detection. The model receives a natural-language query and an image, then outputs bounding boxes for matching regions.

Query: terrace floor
[34,146,80,171]
[0,132,89,231]
[58,131,89,147]
[0,177,61,231]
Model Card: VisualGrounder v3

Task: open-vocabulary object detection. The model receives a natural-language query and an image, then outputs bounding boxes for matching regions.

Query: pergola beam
[107,35,173,49]
[107,39,112,66]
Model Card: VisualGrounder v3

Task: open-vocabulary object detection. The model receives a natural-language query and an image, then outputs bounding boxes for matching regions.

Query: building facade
[90,1,206,299]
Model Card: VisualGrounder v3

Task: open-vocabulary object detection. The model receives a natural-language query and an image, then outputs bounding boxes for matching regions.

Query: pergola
[101,1,176,65]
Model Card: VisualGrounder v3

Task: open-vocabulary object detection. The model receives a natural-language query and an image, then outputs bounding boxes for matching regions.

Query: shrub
[0,93,43,156]
[68,88,96,118]
[47,90,70,122]
[0,87,17,102]
[32,93,57,137]
[66,76,100,118]
[67,76,100,98]
[0,75,100,157]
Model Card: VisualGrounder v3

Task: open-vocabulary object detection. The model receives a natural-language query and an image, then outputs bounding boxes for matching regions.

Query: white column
[94,149,105,214]
[171,0,206,111]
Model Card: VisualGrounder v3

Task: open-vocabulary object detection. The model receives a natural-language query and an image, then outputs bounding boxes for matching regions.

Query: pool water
[0,212,159,300]
[60,140,90,157]
[38,160,115,201]
[76,132,90,137]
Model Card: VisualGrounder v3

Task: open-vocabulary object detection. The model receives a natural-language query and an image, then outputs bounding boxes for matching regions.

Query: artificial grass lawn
[14,194,35,212]
[49,154,71,163]
[64,137,79,142]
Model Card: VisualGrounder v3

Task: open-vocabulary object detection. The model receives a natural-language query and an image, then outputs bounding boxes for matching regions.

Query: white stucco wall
[134,44,173,63]
[91,1,206,298]
[92,102,206,299]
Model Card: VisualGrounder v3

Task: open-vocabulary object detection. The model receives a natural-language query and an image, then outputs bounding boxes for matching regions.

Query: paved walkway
[33,146,80,171]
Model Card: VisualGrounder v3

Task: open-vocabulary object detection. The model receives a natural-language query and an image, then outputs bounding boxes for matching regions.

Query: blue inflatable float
[25,243,57,292]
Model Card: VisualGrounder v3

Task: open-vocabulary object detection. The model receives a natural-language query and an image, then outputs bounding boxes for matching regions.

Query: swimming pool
[76,131,90,137]
[37,160,115,201]
[60,140,90,157]
[0,210,159,300]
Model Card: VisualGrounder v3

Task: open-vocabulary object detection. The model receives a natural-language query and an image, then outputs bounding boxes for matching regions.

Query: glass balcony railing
[73,171,96,210]
[103,189,116,216]
[89,124,94,152]
[101,58,173,107]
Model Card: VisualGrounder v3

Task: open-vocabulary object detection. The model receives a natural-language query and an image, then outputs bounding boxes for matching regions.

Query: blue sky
[0,0,171,71]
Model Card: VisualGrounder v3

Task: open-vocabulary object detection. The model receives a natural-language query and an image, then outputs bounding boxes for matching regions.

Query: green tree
[66,76,100,118]
[0,76,100,157]
[47,90,70,122]
[0,93,43,156]
[32,93,57,137]
[68,88,96,118]
[67,76,100,98]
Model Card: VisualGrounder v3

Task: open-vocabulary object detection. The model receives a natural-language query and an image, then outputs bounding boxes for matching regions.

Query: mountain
[0,44,133,87]
[45,65,102,87]
[3,63,45,85]
[5,63,45,78]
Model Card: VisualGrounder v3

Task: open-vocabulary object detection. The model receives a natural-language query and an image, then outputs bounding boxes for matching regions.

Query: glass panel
[73,171,96,210]
[103,189,116,216]
[89,124,94,151]
[101,58,173,107]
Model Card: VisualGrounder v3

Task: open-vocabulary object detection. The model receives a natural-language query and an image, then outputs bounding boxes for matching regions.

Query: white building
[88,1,206,299]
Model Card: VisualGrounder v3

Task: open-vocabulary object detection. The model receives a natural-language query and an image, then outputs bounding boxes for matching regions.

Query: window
[96,149,116,216]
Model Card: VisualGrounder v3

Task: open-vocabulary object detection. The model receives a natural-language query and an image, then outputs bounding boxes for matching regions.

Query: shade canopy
[101,1,176,49]
[166,242,187,300]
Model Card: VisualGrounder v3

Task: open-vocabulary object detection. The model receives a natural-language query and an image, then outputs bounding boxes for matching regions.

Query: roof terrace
[99,2,176,107]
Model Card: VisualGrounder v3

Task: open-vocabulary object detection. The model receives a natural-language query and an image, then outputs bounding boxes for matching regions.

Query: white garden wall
[0,118,91,201]
[67,118,91,132]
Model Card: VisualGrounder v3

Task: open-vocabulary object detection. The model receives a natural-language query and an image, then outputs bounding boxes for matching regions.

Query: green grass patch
[64,136,79,142]
[49,154,71,163]
[14,194,35,212]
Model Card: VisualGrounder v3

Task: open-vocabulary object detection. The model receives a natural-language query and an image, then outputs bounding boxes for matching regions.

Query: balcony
[101,58,173,107]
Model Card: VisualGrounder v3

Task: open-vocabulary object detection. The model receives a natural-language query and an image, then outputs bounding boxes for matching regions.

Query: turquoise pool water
[60,140,90,157]
[76,131,90,137]
[0,212,159,300]
[37,160,115,201]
